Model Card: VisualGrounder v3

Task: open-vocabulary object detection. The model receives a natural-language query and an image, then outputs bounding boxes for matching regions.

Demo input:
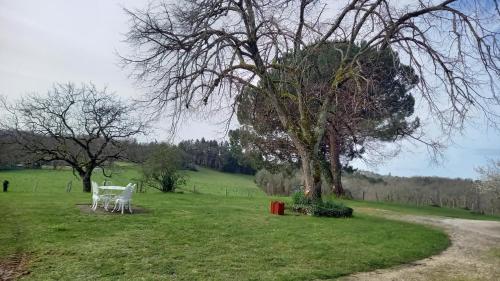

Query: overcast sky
[1,0,499,179]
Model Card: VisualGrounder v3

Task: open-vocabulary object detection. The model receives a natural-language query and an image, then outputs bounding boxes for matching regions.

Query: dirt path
[0,216,30,281]
[341,209,500,281]
[0,253,30,281]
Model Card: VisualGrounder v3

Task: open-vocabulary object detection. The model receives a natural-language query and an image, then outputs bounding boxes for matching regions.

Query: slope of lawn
[0,167,449,280]
[182,167,264,197]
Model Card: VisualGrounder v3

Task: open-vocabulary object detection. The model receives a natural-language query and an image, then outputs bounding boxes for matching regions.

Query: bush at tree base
[291,191,353,218]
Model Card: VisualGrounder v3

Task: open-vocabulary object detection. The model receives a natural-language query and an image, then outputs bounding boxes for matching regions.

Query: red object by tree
[270,201,285,215]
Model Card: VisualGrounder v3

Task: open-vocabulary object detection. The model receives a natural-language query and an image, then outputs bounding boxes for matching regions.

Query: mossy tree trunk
[328,127,344,197]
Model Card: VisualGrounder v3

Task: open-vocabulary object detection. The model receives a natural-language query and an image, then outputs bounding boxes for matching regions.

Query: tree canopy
[237,42,420,195]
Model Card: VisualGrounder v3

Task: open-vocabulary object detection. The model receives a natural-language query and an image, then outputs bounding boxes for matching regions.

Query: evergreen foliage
[178,133,257,175]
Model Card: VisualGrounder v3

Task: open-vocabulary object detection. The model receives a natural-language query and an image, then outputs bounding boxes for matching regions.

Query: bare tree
[0,83,147,192]
[122,0,500,201]
[475,160,500,212]
[476,161,500,196]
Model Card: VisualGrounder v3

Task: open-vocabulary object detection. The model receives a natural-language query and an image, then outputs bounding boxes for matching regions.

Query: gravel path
[341,209,500,281]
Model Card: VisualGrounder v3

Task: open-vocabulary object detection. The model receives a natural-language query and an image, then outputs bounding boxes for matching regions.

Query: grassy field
[0,167,452,280]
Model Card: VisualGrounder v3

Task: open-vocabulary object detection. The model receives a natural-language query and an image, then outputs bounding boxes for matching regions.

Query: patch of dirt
[76,204,150,215]
[341,208,500,281]
[0,253,30,281]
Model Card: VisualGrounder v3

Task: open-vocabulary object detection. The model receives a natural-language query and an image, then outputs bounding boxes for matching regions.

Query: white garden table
[98,186,127,210]
[98,185,127,192]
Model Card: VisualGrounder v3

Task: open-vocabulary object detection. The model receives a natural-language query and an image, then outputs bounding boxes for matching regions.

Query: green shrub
[291,190,312,205]
[142,144,187,192]
[309,201,353,217]
[291,191,353,218]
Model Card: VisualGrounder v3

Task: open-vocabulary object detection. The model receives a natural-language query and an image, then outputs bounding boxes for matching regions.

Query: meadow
[0,167,456,280]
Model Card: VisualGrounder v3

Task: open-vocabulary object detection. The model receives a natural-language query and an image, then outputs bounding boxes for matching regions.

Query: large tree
[237,42,420,196]
[0,83,147,192]
[123,0,500,201]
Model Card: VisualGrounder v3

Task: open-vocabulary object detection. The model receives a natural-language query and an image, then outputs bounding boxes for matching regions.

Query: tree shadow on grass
[0,253,30,281]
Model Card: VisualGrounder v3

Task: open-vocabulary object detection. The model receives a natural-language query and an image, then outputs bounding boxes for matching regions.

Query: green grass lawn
[182,168,264,197]
[0,167,451,280]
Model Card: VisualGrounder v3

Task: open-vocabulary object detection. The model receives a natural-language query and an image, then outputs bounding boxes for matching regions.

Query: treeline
[344,172,500,215]
[0,131,132,170]
[344,172,474,203]
[0,133,38,169]
[115,135,258,175]
[0,130,257,175]
[177,138,255,174]
[255,169,500,215]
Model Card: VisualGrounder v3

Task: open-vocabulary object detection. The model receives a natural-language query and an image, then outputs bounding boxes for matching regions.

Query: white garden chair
[91,181,112,211]
[111,184,135,214]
